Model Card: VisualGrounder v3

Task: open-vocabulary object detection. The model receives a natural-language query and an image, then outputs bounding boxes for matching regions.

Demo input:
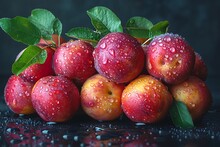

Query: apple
[121,75,173,123]
[81,74,125,121]
[38,34,66,47]
[169,76,212,121]
[146,33,195,84]
[4,75,35,114]
[31,75,80,122]
[93,32,145,83]
[18,45,55,83]
[53,40,96,85]
[192,52,208,81]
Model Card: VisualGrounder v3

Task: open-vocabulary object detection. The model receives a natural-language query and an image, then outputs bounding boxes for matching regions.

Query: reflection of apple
[4,75,35,114]
[31,75,80,122]
[170,76,212,121]
[122,75,173,123]
[93,32,145,83]
[81,74,125,121]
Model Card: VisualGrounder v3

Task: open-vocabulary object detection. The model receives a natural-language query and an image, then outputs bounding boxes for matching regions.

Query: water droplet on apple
[165,36,171,42]
[170,47,176,53]
[108,48,115,57]
[151,41,156,46]
[100,42,106,49]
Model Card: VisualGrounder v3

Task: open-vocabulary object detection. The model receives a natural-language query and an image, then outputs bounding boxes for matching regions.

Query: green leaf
[149,20,169,38]
[169,100,194,129]
[12,45,47,75]
[126,16,153,38]
[28,8,58,40]
[87,6,123,35]
[0,17,41,45]
[66,27,101,44]
[53,18,62,36]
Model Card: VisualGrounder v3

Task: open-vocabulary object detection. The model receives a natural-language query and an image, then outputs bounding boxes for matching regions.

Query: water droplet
[102,55,108,64]
[148,62,152,69]
[151,41,156,46]
[170,47,176,53]
[165,37,171,42]
[67,135,77,142]
[108,48,115,56]
[135,122,145,126]
[10,139,22,144]
[178,60,182,64]
[100,43,106,49]
[47,122,57,125]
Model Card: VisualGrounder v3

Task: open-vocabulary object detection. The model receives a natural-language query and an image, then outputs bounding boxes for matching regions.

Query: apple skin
[93,32,145,83]
[192,52,208,81]
[146,33,195,84]
[81,74,125,121]
[18,45,55,83]
[121,75,173,123]
[4,75,35,114]
[53,40,96,85]
[169,76,212,121]
[31,76,80,122]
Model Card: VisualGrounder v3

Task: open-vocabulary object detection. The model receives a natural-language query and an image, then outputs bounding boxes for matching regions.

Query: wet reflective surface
[1,98,220,147]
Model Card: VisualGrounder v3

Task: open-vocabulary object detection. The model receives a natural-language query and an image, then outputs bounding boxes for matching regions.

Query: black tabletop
[0,97,220,147]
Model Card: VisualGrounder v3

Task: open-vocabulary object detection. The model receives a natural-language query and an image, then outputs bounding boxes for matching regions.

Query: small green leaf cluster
[66,6,169,45]
[0,6,193,129]
[0,9,62,76]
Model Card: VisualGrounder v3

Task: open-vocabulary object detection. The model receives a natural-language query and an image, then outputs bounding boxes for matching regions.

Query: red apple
[18,45,55,83]
[121,75,173,123]
[31,76,80,122]
[192,52,208,81]
[93,32,145,83]
[81,74,125,121]
[53,40,96,85]
[39,34,66,47]
[146,33,195,84]
[169,76,212,121]
[4,75,35,114]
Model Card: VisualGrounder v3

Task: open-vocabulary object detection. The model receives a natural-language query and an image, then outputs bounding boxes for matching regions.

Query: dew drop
[42,129,49,134]
[165,37,171,42]
[100,43,106,49]
[69,135,77,141]
[151,41,156,46]
[102,55,108,64]
[135,122,146,126]
[47,122,57,125]
[170,47,176,53]
[108,48,115,56]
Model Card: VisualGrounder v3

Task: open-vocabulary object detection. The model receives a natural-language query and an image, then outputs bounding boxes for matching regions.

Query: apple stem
[57,35,61,47]
[142,38,152,46]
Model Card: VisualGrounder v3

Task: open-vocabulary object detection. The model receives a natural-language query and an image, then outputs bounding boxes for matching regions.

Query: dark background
[0,0,219,105]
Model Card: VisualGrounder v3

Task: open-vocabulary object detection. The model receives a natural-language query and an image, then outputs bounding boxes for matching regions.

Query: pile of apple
[1,7,212,128]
